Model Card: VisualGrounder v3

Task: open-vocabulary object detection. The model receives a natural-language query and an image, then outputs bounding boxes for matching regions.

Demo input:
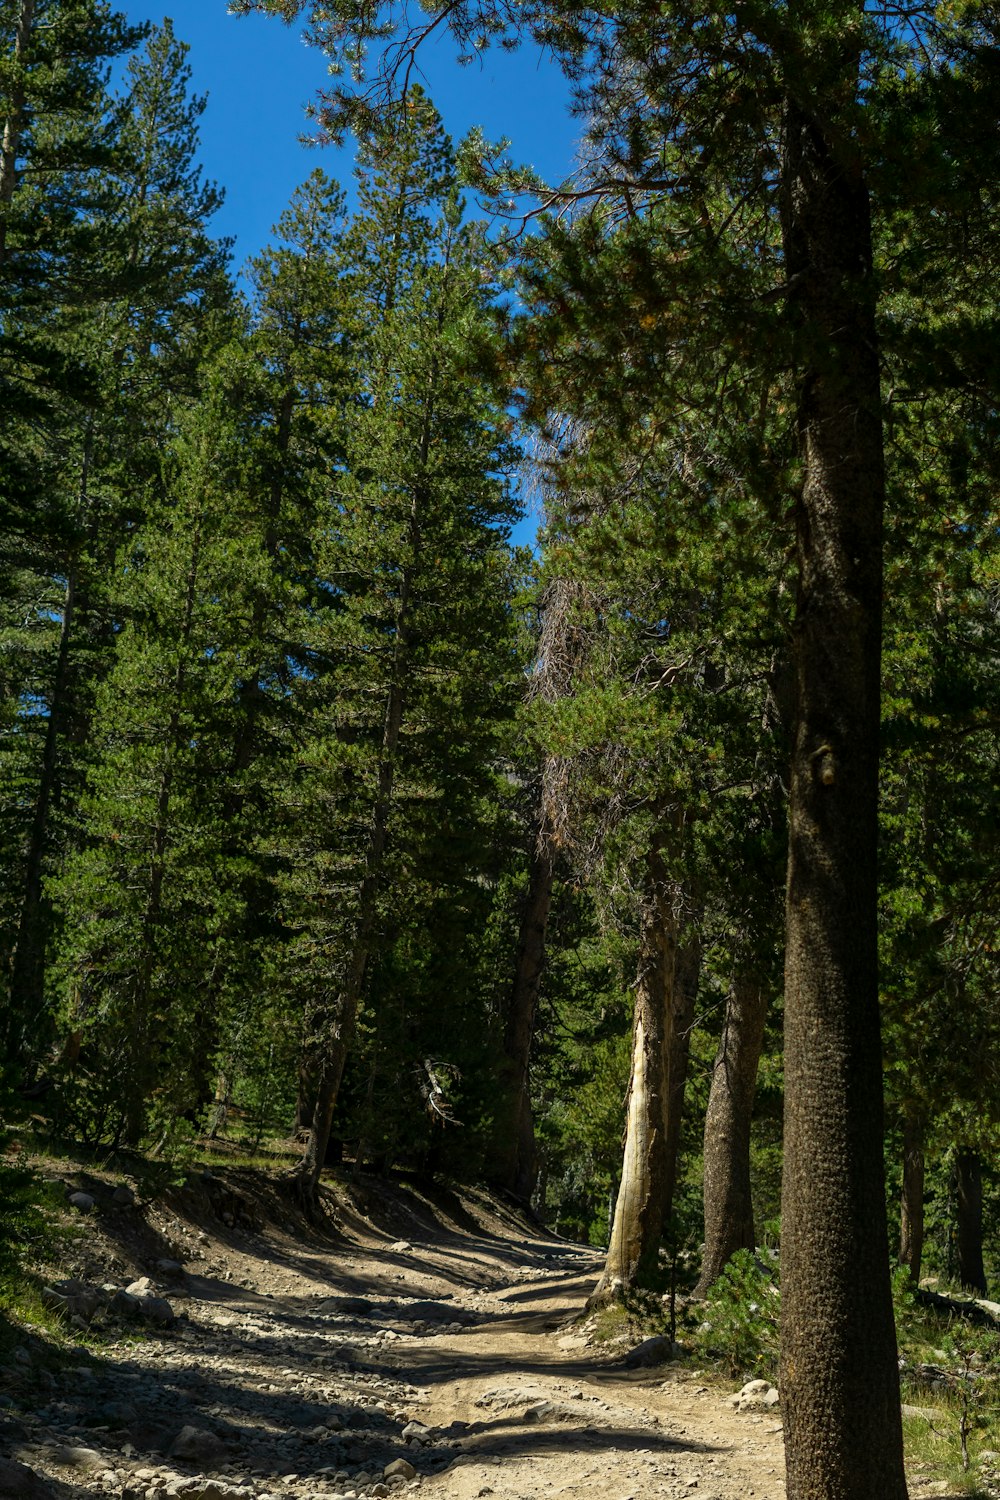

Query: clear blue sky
[117,5,578,545]
[119,3,581,274]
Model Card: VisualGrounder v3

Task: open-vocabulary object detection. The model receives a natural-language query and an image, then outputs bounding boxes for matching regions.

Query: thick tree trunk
[592,856,694,1303]
[694,971,768,1297]
[898,1109,925,1284]
[778,79,907,1500]
[954,1150,987,1296]
[592,869,673,1301]
[662,934,699,1228]
[491,834,554,1198]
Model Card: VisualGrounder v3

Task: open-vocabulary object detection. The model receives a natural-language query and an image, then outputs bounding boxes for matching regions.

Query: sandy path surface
[384,1244,785,1500]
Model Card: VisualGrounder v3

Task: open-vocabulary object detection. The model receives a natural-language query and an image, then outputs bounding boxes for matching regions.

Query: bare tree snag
[592,853,695,1304]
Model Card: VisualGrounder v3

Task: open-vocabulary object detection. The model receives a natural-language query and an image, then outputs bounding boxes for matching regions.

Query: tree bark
[662,933,699,1229]
[592,854,694,1302]
[954,1150,987,1296]
[898,1109,925,1284]
[592,863,673,1301]
[694,971,768,1297]
[0,0,34,272]
[778,75,907,1500]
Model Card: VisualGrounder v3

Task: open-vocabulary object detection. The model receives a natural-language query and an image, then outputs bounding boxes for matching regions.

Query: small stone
[401,1422,432,1444]
[112,1185,136,1207]
[389,1241,412,1254]
[68,1191,96,1213]
[902,1404,940,1422]
[383,1460,416,1482]
[110,1289,142,1318]
[734,1379,779,1411]
[51,1445,107,1470]
[155,1259,185,1279]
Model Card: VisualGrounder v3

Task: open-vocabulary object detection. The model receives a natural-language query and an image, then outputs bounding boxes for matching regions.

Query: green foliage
[692,1249,780,1380]
[0,1155,49,1282]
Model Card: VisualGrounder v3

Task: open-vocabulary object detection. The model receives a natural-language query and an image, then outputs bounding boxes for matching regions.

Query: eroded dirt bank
[1,1169,787,1500]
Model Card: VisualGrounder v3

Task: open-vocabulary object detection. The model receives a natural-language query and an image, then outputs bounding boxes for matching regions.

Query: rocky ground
[0,1161,961,1500]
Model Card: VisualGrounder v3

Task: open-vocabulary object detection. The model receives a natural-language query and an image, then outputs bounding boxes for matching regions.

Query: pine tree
[0,15,231,1074]
[285,90,520,1201]
[49,345,290,1146]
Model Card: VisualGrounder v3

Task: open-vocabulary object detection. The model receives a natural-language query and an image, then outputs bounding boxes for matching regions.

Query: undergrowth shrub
[693,1248,780,1379]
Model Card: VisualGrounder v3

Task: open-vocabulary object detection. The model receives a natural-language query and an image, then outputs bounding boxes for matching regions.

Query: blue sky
[116,4,578,545]
[118,3,581,274]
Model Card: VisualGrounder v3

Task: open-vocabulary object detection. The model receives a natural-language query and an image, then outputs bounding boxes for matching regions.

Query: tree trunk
[778,78,907,1500]
[592,869,673,1300]
[0,0,34,272]
[662,934,699,1229]
[954,1150,987,1296]
[491,833,554,1198]
[898,1109,925,1284]
[694,971,768,1297]
[591,854,693,1302]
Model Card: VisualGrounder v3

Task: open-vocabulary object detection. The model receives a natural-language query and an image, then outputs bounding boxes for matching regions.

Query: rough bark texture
[593,870,673,1299]
[954,1150,987,1296]
[898,1110,925,1284]
[0,0,33,270]
[694,972,768,1297]
[662,935,699,1228]
[778,78,907,1500]
[592,857,695,1302]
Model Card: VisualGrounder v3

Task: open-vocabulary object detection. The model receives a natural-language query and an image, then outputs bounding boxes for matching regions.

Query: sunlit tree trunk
[592,853,695,1303]
[592,862,673,1300]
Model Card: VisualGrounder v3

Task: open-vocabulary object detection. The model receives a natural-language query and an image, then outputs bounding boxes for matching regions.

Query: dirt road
[4,1172,787,1500]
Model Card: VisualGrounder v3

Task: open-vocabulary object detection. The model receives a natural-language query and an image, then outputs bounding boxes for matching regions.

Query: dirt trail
[3,1171,787,1500]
